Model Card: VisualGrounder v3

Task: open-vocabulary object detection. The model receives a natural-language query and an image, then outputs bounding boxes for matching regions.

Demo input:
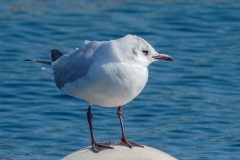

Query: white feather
[42,67,53,75]
[85,40,91,45]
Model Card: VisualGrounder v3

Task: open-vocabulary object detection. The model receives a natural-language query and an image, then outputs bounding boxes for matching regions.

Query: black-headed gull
[25,35,174,152]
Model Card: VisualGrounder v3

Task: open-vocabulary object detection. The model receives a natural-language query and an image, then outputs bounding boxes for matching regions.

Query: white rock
[61,145,177,160]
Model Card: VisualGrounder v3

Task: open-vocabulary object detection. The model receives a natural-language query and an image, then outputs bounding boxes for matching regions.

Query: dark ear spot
[132,48,137,56]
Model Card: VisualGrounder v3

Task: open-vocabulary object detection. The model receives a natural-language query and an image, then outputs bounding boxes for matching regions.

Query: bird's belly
[60,62,148,107]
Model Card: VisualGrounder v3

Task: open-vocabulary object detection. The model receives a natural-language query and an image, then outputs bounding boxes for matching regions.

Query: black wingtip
[24,59,51,65]
[50,49,63,62]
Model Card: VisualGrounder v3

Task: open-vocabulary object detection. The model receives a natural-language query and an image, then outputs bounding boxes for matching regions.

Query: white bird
[25,35,174,152]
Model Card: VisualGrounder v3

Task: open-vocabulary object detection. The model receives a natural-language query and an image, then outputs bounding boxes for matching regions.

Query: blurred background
[0,0,240,159]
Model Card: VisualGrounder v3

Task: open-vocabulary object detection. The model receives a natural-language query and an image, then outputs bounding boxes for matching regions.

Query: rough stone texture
[61,145,177,160]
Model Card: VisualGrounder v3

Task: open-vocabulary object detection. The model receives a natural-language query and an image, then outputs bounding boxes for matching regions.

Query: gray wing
[52,41,103,89]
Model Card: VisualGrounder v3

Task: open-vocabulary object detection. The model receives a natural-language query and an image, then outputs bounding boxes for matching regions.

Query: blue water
[1,0,240,159]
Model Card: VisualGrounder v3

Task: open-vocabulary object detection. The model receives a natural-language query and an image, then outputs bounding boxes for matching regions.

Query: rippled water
[1,0,240,159]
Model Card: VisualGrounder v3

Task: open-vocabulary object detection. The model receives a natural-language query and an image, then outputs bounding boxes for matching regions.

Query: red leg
[114,106,144,148]
[87,105,114,152]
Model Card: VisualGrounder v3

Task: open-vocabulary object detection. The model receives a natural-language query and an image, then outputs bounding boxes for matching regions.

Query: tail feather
[24,49,63,75]
[24,59,51,65]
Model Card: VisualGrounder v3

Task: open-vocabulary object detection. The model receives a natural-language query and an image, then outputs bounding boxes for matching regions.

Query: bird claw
[114,138,144,148]
[92,142,114,152]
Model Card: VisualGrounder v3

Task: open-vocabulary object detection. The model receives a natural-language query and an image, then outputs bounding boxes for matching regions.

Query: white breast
[60,62,148,107]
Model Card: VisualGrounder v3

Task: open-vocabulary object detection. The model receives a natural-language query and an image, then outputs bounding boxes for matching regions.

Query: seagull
[25,35,174,152]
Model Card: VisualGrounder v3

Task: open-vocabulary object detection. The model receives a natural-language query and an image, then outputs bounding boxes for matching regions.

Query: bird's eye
[142,50,149,56]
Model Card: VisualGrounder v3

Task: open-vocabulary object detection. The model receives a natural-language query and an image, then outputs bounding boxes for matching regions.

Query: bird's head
[114,35,174,66]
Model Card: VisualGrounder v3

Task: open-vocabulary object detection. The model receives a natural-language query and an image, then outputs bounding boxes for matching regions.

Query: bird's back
[52,41,104,89]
